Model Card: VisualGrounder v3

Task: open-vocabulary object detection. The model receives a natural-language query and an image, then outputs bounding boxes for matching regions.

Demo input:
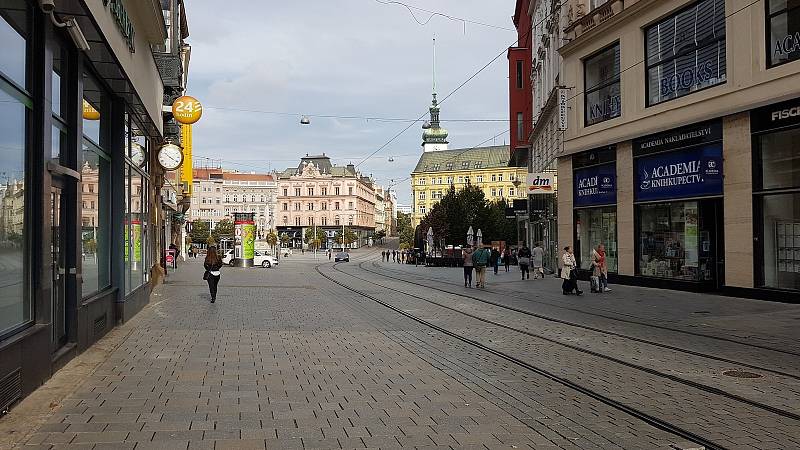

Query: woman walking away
[532,242,545,279]
[503,247,511,272]
[561,246,582,295]
[462,245,474,287]
[491,247,501,275]
[592,243,611,293]
[204,246,224,303]
[518,244,531,280]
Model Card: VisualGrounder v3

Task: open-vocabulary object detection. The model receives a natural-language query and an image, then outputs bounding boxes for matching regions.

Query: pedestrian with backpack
[472,245,490,288]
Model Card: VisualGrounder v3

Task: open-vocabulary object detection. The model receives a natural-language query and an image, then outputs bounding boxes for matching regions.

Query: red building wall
[508,0,533,166]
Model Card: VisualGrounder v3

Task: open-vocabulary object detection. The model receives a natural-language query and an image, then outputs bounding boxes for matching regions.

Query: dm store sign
[635,144,722,202]
[574,164,616,207]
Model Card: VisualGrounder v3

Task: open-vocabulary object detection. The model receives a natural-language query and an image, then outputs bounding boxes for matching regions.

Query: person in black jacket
[203,246,224,303]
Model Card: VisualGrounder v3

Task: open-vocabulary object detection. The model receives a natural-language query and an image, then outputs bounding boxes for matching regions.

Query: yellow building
[411,145,528,227]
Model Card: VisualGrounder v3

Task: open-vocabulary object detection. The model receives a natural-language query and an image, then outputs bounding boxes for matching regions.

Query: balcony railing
[566,0,624,39]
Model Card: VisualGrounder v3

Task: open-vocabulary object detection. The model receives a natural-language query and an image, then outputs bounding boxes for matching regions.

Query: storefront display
[633,121,723,284]
[752,98,800,291]
[573,147,617,272]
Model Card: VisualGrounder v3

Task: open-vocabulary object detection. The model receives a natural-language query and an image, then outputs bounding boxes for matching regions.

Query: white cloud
[185,0,516,201]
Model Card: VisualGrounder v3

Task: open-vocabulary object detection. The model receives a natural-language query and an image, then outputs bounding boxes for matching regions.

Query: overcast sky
[186,0,516,203]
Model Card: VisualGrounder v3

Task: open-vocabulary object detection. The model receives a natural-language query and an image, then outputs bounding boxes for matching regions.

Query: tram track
[316,261,724,450]
[364,259,800,365]
[331,260,800,423]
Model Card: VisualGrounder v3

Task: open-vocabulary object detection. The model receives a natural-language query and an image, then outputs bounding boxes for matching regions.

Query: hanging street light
[300,116,311,125]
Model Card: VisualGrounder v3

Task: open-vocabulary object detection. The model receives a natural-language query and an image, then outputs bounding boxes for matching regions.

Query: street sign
[558,88,568,131]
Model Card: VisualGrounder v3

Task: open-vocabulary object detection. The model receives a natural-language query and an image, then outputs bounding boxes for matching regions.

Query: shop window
[576,207,618,272]
[584,43,621,126]
[645,0,726,105]
[82,73,104,146]
[767,0,800,67]
[81,144,111,297]
[761,194,800,290]
[0,4,30,334]
[0,1,28,88]
[638,201,714,281]
[757,127,800,190]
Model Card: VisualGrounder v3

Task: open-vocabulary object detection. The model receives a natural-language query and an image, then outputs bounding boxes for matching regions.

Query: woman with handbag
[561,246,582,296]
[203,246,224,303]
[517,244,531,280]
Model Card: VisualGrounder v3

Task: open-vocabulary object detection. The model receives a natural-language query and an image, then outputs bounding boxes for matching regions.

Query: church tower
[422,38,448,152]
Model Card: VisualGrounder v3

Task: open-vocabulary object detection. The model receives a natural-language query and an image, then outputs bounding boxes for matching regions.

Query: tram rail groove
[335,261,800,421]
[365,260,800,367]
[317,262,723,450]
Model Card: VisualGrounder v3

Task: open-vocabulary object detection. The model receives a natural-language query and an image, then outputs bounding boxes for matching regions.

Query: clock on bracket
[130,142,146,167]
[157,143,183,171]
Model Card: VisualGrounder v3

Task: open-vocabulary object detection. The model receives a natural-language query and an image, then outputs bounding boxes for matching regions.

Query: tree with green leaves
[190,221,210,244]
[265,229,278,254]
[304,227,326,251]
[212,219,235,242]
[334,227,357,248]
[397,212,414,248]
[279,232,290,248]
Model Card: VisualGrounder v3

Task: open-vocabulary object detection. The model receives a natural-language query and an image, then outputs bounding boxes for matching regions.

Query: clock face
[157,144,183,170]
[130,143,146,167]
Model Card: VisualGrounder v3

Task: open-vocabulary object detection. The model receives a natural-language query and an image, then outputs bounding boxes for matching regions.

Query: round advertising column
[233,212,256,268]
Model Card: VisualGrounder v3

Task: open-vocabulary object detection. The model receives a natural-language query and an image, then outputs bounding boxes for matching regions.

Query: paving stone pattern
[14,255,682,450]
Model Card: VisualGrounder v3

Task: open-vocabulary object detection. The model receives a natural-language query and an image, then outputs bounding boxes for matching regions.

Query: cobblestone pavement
[327,258,800,449]
[10,249,800,449]
[362,259,800,362]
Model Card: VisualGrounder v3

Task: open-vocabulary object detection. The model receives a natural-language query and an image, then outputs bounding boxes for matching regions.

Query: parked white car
[222,250,279,268]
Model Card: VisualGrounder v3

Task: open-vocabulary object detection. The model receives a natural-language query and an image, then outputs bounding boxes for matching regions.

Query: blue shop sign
[574,163,616,207]
[635,144,723,202]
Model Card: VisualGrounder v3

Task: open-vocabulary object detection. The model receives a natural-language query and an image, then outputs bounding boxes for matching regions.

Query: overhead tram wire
[200,106,507,123]
[372,0,515,31]
[354,2,566,169]
[372,0,760,176]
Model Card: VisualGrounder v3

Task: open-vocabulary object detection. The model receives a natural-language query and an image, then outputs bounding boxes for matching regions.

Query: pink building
[276,155,375,249]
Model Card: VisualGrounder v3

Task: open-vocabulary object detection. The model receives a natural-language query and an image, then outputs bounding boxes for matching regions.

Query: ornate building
[276,155,376,249]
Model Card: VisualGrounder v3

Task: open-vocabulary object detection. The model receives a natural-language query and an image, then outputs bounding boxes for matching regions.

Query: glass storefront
[576,207,618,272]
[572,148,617,272]
[125,116,150,294]
[754,112,800,291]
[633,122,724,285]
[0,2,30,336]
[81,72,112,298]
[637,201,716,281]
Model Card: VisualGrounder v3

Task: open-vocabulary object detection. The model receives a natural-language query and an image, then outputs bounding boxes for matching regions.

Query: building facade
[0,0,191,409]
[508,0,534,167]
[411,146,529,227]
[188,168,277,239]
[276,155,376,249]
[556,0,800,298]
[374,186,396,236]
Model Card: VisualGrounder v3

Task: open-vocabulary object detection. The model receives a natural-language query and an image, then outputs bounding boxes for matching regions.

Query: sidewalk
[367,260,800,350]
[3,256,579,449]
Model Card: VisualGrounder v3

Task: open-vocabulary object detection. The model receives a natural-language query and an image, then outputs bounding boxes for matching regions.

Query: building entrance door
[50,185,67,349]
